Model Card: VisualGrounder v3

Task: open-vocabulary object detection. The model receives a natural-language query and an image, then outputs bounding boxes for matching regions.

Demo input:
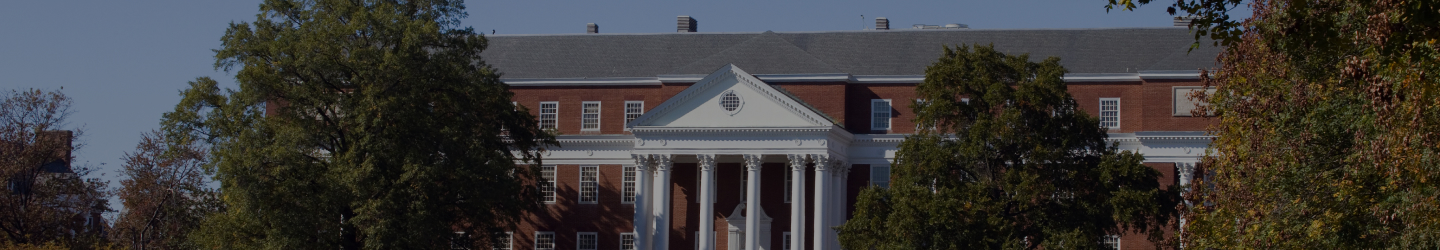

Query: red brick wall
[845,84,920,134]
[514,164,635,250]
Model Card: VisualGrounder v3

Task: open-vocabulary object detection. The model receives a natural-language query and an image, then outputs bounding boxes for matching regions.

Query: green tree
[837,45,1179,250]
[1109,0,1440,248]
[169,0,555,249]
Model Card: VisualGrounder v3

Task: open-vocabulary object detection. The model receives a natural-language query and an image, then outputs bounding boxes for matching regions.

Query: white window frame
[1099,98,1120,129]
[783,232,792,250]
[620,233,637,250]
[541,166,556,204]
[576,232,598,250]
[624,101,644,130]
[784,169,792,203]
[1101,234,1121,250]
[539,101,558,130]
[581,101,601,131]
[494,232,513,250]
[579,165,598,204]
[871,99,892,132]
[870,165,891,188]
[622,165,637,204]
[534,231,556,250]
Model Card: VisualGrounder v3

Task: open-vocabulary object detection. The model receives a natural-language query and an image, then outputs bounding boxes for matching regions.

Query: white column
[742,154,763,250]
[697,154,716,250]
[787,154,807,250]
[810,154,830,250]
[632,155,652,250]
[833,162,850,249]
[651,154,673,250]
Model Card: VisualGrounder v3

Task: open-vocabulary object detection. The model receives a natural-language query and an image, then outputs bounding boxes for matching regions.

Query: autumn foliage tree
[1110,0,1440,248]
[837,45,1179,250]
[0,89,109,247]
[110,130,220,250]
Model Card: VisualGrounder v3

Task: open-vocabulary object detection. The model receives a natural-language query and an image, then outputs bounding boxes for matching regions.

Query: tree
[169,0,555,249]
[111,130,220,250]
[1108,0,1440,248]
[837,45,1179,250]
[0,89,110,247]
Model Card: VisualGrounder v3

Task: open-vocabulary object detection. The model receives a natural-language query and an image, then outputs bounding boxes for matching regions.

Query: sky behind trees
[0,0,1246,211]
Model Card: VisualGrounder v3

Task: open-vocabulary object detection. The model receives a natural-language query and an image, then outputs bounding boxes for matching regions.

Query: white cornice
[554,135,636,145]
[625,64,836,128]
[504,72,1203,86]
[631,126,835,134]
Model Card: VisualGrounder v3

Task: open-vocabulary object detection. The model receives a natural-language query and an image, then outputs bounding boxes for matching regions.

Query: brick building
[483,16,1219,250]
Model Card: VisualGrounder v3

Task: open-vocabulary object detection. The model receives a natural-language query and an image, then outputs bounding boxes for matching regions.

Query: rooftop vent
[875,17,889,30]
[1173,16,1196,27]
[587,23,598,34]
[678,16,697,32]
[912,23,969,29]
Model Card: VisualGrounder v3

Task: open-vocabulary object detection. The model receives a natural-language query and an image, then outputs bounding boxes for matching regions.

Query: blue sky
[0,0,1244,211]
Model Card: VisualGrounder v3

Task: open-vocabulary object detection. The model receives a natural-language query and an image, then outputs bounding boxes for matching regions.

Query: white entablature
[626,65,853,158]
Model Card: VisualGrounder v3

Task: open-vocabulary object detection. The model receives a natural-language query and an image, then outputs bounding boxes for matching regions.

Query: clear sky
[0,0,1244,212]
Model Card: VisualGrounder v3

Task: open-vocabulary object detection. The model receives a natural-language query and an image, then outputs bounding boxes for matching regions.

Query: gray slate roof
[481,27,1222,79]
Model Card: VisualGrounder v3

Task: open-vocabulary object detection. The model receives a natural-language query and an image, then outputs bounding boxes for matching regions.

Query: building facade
[483,17,1219,250]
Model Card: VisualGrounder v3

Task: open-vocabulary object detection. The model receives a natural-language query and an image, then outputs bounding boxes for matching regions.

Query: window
[720,90,742,113]
[577,232,597,250]
[579,165,598,204]
[783,232,792,250]
[539,102,558,130]
[534,232,555,250]
[1099,98,1120,129]
[622,165,637,204]
[581,101,600,131]
[541,166,556,204]
[1101,235,1121,250]
[961,97,970,104]
[871,165,891,188]
[494,232,513,250]
[871,99,892,131]
[784,169,792,203]
[1172,86,1216,116]
[624,101,644,129]
[620,233,636,250]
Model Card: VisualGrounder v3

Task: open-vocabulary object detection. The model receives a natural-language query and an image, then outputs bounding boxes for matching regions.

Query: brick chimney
[587,23,598,34]
[875,17,889,30]
[678,16,697,32]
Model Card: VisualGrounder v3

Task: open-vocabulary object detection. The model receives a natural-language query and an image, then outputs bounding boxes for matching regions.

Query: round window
[719,90,742,114]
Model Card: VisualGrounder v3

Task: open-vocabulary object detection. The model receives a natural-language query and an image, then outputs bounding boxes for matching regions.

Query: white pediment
[628,65,834,128]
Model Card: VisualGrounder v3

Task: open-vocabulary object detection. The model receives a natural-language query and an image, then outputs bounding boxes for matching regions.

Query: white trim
[581,101,601,131]
[871,99,892,132]
[1139,70,1204,80]
[540,166,556,204]
[576,232,598,250]
[619,232,637,250]
[752,73,851,82]
[1099,98,1121,130]
[622,165,637,204]
[504,72,1197,86]
[627,64,836,128]
[578,165,599,204]
[850,75,924,84]
[504,77,662,86]
[1064,73,1142,82]
[534,231,556,250]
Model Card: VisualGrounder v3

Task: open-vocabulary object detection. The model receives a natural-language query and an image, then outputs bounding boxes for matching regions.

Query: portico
[624,65,855,250]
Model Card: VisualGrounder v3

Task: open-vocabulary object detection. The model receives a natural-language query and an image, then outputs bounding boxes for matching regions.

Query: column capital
[787,154,808,171]
[697,154,716,171]
[631,154,650,171]
[742,154,763,171]
[811,154,831,171]
[651,154,673,171]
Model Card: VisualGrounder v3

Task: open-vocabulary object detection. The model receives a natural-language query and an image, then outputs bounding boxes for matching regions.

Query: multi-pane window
[579,165,598,204]
[624,101,644,129]
[783,232,793,250]
[622,166,637,204]
[1101,235,1121,250]
[871,165,891,188]
[541,166,556,203]
[620,233,637,250]
[1100,98,1120,129]
[577,232,598,250]
[581,101,601,131]
[534,232,555,250]
[784,169,793,203]
[539,102,558,130]
[871,99,892,132]
[494,232,513,250]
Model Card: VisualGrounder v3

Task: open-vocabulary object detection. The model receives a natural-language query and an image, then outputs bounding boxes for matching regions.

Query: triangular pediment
[628,65,835,128]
